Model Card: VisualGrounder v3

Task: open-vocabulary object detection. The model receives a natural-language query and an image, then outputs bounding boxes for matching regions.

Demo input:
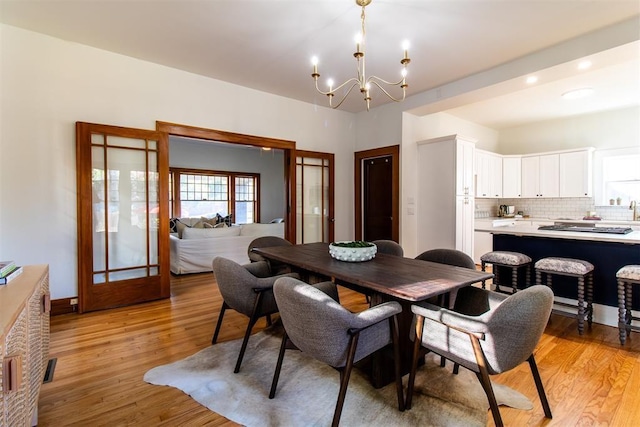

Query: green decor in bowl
[329,241,377,262]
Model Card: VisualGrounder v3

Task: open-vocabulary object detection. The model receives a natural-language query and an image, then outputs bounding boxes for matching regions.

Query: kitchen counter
[475,221,640,245]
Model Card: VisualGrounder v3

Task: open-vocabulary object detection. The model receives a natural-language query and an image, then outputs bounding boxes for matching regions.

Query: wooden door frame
[76,122,170,313]
[155,122,297,241]
[354,145,400,242]
[295,149,335,243]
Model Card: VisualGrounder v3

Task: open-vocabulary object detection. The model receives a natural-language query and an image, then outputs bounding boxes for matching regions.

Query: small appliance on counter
[498,205,516,217]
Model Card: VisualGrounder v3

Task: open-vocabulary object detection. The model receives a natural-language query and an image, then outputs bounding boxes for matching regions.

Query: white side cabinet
[1,265,50,427]
[502,156,521,198]
[417,134,476,258]
[521,154,559,198]
[559,149,593,197]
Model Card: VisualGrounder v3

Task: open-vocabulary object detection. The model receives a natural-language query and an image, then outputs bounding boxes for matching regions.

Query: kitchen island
[475,221,640,325]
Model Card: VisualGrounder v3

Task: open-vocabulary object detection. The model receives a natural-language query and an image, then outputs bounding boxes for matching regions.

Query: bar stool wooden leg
[511,266,518,293]
[481,261,487,289]
[577,276,585,335]
[618,279,627,345]
[586,273,594,326]
[625,282,633,336]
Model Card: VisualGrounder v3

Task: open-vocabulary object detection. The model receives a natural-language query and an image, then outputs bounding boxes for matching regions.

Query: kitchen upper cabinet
[521,154,559,198]
[502,156,521,198]
[456,138,475,197]
[475,150,502,198]
[559,149,593,197]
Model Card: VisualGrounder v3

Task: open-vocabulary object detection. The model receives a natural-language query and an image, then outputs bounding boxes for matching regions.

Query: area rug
[144,327,532,426]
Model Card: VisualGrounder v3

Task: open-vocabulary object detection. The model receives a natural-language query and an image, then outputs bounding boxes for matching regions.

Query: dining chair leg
[332,332,360,427]
[527,354,553,419]
[211,301,228,344]
[269,332,289,399]
[470,335,503,427]
[453,362,460,375]
[405,315,425,410]
[389,316,405,411]
[234,292,265,373]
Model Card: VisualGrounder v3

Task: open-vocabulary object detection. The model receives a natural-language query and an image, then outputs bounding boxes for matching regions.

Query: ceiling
[1,0,639,128]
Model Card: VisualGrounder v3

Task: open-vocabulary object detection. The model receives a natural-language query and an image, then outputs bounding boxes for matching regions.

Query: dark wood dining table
[253,242,493,388]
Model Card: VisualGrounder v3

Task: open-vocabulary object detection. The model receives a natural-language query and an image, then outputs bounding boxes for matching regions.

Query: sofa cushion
[239,222,284,237]
[182,225,242,240]
[169,217,179,233]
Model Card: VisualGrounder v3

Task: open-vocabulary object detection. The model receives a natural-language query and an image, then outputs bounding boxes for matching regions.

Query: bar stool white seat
[480,251,532,293]
[617,265,640,345]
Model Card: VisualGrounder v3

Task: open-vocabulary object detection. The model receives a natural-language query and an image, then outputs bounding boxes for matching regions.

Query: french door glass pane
[107,147,148,271]
[302,165,323,243]
[91,138,159,284]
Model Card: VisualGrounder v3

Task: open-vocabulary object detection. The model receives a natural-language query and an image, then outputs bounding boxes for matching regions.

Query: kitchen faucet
[631,200,638,221]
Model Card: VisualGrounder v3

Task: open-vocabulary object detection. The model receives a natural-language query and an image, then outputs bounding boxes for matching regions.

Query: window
[595,147,640,206]
[170,168,259,223]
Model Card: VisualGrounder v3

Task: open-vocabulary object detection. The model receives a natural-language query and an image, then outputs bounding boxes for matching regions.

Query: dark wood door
[76,122,170,312]
[355,145,399,243]
[363,156,393,241]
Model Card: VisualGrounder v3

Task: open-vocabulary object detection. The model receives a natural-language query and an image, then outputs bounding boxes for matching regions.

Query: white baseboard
[554,296,619,328]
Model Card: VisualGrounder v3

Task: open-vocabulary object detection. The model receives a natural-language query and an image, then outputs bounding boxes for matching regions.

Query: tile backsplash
[475,197,636,221]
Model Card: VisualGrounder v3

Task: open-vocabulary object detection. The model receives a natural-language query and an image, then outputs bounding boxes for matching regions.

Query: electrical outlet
[70,298,78,305]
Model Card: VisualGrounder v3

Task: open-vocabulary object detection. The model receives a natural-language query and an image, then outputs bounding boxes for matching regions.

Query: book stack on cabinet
[1,265,50,426]
[0,261,23,285]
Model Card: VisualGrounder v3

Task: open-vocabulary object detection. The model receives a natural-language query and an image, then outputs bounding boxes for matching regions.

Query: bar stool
[617,265,640,345]
[535,257,594,335]
[480,251,532,293]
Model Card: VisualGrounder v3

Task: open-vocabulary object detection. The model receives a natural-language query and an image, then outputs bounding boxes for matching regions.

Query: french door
[76,123,170,312]
[295,150,334,244]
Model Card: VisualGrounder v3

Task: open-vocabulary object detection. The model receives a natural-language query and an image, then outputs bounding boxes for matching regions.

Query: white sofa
[169,221,285,274]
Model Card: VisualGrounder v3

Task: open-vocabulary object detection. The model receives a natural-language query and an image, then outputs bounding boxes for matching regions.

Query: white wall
[497,106,640,154]
[169,138,286,222]
[0,24,356,299]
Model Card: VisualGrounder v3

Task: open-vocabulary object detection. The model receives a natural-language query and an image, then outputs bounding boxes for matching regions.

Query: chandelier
[311,0,410,111]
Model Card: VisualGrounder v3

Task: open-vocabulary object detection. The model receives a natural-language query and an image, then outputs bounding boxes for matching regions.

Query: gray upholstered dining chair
[269,277,405,427]
[414,248,476,269]
[247,236,293,275]
[414,248,477,311]
[405,285,554,427]
[211,256,299,373]
[372,239,404,257]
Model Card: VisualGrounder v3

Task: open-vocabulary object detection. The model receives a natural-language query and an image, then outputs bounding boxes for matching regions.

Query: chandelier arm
[330,82,361,109]
[314,77,360,96]
[367,80,407,103]
[367,75,406,87]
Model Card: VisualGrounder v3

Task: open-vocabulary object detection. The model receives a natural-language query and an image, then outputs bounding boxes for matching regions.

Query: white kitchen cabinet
[559,149,593,197]
[456,138,475,197]
[502,156,521,198]
[521,154,559,198]
[473,229,493,264]
[475,150,502,198]
[417,134,476,258]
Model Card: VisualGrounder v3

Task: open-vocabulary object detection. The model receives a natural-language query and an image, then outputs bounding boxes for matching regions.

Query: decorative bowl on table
[329,241,377,262]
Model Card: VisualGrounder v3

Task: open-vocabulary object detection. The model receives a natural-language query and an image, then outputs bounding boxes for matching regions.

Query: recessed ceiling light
[561,87,594,100]
[578,60,592,70]
[526,76,538,84]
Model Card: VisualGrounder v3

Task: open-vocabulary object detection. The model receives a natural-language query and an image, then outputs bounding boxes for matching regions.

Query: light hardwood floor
[38,272,640,426]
